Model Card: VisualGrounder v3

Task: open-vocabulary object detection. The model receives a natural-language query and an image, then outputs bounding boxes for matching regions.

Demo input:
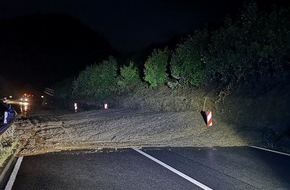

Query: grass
[0,125,17,168]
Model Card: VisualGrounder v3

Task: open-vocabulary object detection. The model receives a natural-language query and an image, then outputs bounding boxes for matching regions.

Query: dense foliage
[206,2,290,85]
[57,1,289,100]
[117,61,141,90]
[144,48,169,88]
[170,1,290,87]
[72,56,117,99]
[170,29,208,87]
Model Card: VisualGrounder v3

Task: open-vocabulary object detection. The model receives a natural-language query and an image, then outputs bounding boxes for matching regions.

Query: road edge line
[4,156,23,190]
[249,146,290,157]
[132,148,213,190]
[0,155,16,189]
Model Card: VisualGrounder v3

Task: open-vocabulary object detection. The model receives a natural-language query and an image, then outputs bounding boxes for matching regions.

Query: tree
[206,1,290,85]
[144,48,169,88]
[117,61,141,89]
[170,29,209,87]
[72,56,118,99]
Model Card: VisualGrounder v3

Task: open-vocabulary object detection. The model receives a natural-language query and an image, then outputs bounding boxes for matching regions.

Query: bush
[170,29,208,87]
[205,2,290,85]
[72,56,118,99]
[144,48,169,88]
[117,61,141,89]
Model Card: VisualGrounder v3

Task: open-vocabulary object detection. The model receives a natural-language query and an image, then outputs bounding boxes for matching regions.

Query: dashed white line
[133,148,213,190]
[250,146,290,157]
[5,156,23,190]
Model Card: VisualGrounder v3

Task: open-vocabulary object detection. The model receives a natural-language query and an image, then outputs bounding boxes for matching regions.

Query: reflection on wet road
[4,99,31,118]
[18,103,30,118]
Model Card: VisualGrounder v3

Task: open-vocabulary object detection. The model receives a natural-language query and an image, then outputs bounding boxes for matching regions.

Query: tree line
[57,1,290,100]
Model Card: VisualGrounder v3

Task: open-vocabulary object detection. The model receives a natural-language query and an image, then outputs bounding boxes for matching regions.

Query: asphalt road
[4,147,290,190]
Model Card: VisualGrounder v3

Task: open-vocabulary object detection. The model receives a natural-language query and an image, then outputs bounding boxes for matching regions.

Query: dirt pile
[13,108,254,156]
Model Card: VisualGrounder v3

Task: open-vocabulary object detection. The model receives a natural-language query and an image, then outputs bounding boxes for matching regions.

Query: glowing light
[20,102,29,106]
[74,103,78,112]
[20,104,29,113]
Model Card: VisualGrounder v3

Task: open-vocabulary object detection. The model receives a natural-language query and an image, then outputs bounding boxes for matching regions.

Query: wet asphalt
[5,147,290,190]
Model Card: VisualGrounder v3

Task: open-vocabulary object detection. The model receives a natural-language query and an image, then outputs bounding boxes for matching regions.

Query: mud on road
[13,108,258,156]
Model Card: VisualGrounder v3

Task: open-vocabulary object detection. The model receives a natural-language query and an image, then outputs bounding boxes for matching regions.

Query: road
[4,147,290,190]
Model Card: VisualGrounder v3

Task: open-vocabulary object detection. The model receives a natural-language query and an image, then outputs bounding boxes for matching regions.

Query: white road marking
[5,156,23,190]
[133,148,213,190]
[250,146,290,157]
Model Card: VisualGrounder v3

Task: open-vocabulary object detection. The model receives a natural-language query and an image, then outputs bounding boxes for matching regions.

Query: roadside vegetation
[55,2,289,103]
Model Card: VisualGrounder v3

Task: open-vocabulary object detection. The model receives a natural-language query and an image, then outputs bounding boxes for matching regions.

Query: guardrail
[0,109,17,136]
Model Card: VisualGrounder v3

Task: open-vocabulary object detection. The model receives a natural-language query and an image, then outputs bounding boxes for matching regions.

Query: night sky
[0,0,245,52]
[0,0,288,95]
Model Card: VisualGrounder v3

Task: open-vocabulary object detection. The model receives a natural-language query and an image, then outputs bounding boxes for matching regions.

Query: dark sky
[0,0,287,94]
[0,0,247,53]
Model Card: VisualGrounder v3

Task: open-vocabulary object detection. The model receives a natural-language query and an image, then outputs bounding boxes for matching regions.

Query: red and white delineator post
[202,97,213,127]
[74,103,78,112]
[206,111,213,127]
[104,102,108,109]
